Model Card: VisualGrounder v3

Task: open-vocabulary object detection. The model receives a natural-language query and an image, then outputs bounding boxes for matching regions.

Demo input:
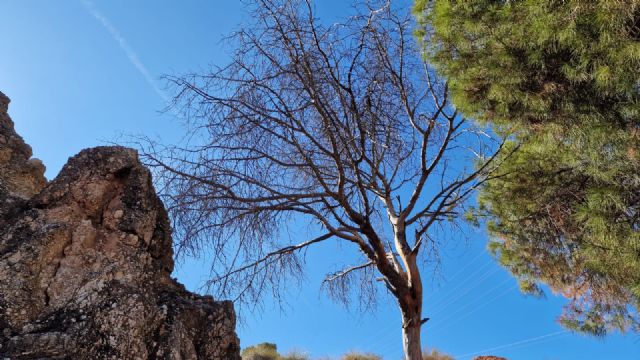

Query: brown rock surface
[473,356,508,360]
[0,91,240,359]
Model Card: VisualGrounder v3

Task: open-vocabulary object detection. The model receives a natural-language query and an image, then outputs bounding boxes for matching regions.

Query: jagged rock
[473,356,507,360]
[0,92,240,359]
[0,92,46,200]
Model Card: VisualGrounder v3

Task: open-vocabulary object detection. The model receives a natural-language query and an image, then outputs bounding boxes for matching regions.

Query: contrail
[80,0,169,102]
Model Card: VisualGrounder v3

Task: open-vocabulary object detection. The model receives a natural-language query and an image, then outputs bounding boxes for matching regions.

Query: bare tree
[143,1,507,359]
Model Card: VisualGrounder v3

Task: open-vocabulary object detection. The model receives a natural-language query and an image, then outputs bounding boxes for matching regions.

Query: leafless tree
[143,1,508,359]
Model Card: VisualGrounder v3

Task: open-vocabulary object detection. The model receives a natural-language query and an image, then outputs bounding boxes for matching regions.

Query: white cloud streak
[80,0,168,102]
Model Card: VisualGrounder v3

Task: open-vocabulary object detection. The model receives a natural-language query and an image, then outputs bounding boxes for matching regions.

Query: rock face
[0,91,240,359]
[473,356,507,360]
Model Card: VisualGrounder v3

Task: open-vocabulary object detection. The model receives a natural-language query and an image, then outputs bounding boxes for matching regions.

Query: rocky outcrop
[0,91,240,359]
[0,92,46,221]
[473,356,507,360]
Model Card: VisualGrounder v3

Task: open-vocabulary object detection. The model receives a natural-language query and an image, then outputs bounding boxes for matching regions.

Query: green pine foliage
[479,128,640,335]
[415,0,640,334]
[416,0,640,128]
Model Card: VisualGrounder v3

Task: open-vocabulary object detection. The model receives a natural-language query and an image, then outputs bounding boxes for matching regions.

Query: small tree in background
[144,1,507,358]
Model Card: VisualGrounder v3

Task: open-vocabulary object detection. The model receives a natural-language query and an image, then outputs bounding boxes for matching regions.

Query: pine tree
[414,0,640,334]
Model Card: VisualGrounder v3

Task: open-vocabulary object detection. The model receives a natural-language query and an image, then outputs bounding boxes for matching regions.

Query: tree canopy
[416,0,640,128]
[415,0,640,334]
[479,129,640,335]
[144,1,506,358]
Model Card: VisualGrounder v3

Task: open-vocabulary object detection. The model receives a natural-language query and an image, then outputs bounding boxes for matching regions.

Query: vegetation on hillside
[242,342,309,360]
[241,343,453,360]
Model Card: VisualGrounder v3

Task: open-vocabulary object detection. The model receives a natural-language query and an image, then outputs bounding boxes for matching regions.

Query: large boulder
[0,91,240,359]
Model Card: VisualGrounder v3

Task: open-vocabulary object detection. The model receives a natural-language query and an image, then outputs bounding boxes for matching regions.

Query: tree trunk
[393,223,423,360]
[401,312,423,360]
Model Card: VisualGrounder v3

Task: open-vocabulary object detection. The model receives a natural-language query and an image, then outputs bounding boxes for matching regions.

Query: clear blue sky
[1,1,638,359]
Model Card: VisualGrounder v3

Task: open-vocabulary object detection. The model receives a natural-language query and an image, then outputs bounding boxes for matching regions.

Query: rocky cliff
[0,91,240,359]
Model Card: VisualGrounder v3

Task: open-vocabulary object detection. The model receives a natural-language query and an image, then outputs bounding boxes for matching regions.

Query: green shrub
[340,351,382,360]
[283,350,311,360]
[242,343,310,360]
[423,349,454,360]
[242,343,282,360]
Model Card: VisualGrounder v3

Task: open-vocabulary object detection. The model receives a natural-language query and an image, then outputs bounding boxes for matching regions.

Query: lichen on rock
[0,91,240,359]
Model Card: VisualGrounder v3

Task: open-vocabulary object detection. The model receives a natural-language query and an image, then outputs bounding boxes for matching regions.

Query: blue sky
[1,1,639,359]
